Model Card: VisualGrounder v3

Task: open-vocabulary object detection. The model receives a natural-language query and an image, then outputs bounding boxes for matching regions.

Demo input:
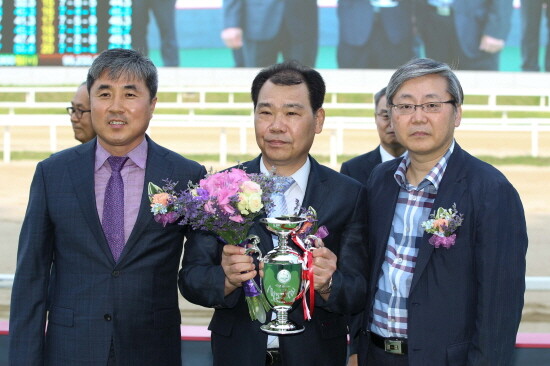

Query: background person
[340,87,406,185]
[180,60,368,366]
[521,0,550,71]
[357,58,527,365]
[9,48,206,365]
[221,0,319,67]
[415,0,514,70]
[67,82,95,144]
[337,0,415,69]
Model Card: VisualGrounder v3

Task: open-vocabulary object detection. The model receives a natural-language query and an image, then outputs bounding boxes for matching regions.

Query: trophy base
[260,321,304,335]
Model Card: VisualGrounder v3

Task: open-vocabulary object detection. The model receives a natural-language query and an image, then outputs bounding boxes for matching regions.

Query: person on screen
[415,0,513,70]
[180,60,368,366]
[520,0,550,72]
[356,58,527,365]
[67,82,95,144]
[337,0,415,69]
[9,48,206,365]
[221,0,318,67]
[131,0,180,66]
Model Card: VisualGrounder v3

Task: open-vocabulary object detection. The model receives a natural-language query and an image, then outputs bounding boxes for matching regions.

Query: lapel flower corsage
[148,180,181,227]
[421,203,464,249]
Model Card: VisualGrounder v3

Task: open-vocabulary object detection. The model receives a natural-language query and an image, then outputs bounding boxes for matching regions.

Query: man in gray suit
[415,0,513,70]
[9,48,206,365]
[221,0,318,67]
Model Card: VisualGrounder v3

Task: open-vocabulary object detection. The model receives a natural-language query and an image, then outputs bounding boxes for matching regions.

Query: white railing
[1,114,549,165]
[1,274,547,290]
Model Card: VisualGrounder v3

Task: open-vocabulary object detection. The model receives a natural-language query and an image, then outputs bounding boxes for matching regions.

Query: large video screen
[0,0,131,66]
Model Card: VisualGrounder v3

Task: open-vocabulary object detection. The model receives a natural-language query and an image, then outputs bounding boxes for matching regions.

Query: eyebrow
[397,92,443,101]
[257,102,305,109]
[95,84,139,91]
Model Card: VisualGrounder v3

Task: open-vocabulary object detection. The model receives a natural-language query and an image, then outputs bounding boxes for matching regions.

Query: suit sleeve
[468,178,527,365]
[317,184,368,315]
[223,0,244,29]
[483,0,513,40]
[339,162,351,177]
[9,162,54,365]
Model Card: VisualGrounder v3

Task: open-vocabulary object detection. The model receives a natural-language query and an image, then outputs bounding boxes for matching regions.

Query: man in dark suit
[356,58,527,365]
[415,0,514,70]
[337,0,415,69]
[221,0,318,67]
[520,0,550,72]
[340,87,406,185]
[180,61,368,366]
[9,48,206,365]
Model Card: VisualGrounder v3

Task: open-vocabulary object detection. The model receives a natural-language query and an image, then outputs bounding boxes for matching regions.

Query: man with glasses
[356,58,527,365]
[341,87,406,185]
[67,82,95,143]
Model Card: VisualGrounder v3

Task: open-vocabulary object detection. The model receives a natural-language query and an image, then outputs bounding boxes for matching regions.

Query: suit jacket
[416,0,513,58]
[338,0,413,46]
[339,147,382,186]
[357,144,527,365]
[180,155,368,366]
[9,136,207,366]
[223,0,318,43]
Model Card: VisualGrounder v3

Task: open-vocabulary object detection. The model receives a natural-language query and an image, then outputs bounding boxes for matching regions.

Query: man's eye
[400,104,413,110]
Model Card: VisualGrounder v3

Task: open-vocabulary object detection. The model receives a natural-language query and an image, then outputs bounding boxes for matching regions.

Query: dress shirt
[370,141,455,338]
[380,145,406,163]
[95,138,148,244]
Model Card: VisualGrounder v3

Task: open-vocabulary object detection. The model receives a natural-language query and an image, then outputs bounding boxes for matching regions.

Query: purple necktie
[102,156,129,262]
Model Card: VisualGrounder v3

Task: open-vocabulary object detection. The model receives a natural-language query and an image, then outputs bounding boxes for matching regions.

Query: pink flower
[229,214,244,223]
[433,218,449,231]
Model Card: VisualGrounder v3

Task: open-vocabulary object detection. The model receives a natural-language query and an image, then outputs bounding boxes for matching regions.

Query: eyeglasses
[66,106,91,118]
[390,100,455,115]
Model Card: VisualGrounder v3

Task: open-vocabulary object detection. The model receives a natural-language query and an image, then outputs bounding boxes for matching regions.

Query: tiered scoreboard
[0,0,132,66]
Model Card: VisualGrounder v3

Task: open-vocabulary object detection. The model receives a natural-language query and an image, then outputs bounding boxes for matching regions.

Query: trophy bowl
[259,216,307,335]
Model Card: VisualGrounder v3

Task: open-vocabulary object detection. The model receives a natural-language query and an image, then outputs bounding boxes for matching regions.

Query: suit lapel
[409,145,468,292]
[370,164,400,292]
[69,139,115,263]
[119,138,174,263]
[301,157,329,215]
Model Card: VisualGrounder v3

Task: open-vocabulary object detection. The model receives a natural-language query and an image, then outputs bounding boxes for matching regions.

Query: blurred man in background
[337,0,415,69]
[221,0,318,67]
[415,0,513,70]
[67,82,95,144]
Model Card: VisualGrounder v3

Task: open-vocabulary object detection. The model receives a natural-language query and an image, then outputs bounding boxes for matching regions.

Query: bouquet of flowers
[176,168,276,322]
[421,203,464,249]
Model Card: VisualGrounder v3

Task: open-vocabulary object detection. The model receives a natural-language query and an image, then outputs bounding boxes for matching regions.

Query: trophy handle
[243,234,262,260]
[304,234,324,251]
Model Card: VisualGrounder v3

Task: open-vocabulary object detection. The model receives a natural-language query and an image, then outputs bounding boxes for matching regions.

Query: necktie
[270,176,295,218]
[102,156,129,262]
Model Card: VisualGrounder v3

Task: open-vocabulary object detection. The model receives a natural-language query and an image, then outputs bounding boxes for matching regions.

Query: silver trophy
[259,216,307,335]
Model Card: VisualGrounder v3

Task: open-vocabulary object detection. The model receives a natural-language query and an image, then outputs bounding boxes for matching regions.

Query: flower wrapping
[421,203,464,249]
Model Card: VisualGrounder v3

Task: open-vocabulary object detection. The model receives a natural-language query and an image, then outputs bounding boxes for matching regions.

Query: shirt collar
[95,138,148,171]
[379,145,406,163]
[394,140,455,191]
[259,156,311,193]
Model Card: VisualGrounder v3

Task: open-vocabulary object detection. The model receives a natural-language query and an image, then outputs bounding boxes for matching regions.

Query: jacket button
[104,314,112,321]
[112,271,120,277]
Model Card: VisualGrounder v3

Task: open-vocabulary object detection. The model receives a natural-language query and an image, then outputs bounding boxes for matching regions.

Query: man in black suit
[340,87,406,185]
[180,61,368,366]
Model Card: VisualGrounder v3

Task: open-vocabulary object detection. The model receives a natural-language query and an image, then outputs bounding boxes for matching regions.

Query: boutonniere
[148,180,181,227]
[421,203,464,249]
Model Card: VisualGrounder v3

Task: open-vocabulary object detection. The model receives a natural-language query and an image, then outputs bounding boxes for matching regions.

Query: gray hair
[86,48,158,100]
[386,58,463,109]
[374,87,387,113]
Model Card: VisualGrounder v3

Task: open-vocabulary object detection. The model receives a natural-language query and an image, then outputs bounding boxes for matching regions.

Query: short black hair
[251,60,326,112]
